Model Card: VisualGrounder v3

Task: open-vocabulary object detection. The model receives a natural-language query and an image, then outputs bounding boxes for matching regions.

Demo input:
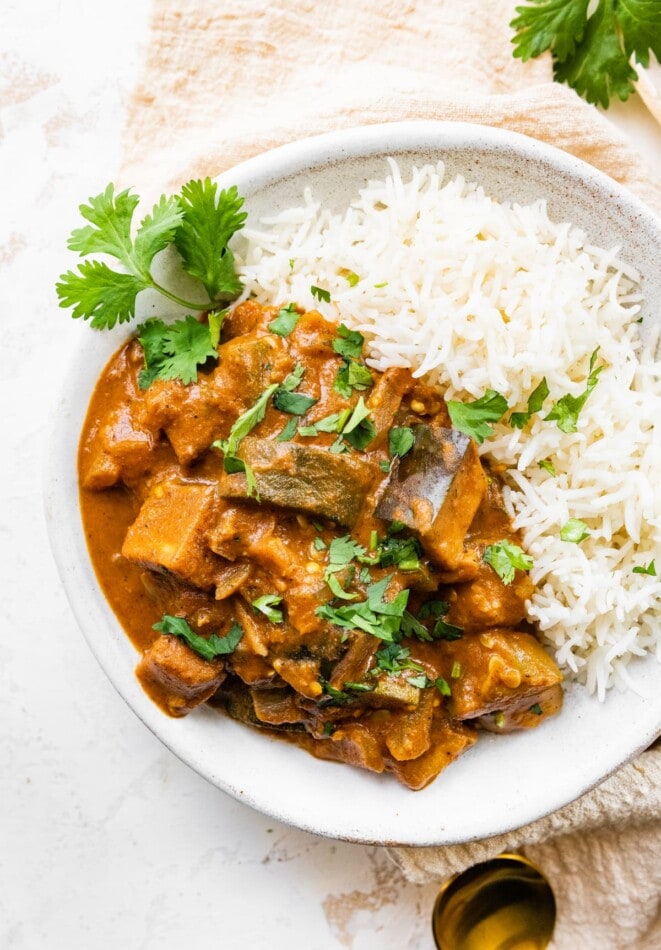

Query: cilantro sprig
[545,349,602,433]
[137,314,221,388]
[510,0,660,108]
[154,614,243,661]
[509,378,549,429]
[447,390,509,444]
[483,540,534,585]
[57,179,246,330]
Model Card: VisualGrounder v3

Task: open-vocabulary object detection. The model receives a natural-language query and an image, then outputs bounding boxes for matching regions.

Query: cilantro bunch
[511,0,661,108]
[57,179,247,329]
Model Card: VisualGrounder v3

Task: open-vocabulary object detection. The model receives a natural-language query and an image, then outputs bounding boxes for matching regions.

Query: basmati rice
[236,159,661,699]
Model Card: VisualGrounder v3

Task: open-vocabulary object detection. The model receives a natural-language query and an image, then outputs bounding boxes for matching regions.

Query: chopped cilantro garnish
[483,540,534,585]
[153,614,243,660]
[137,315,218,388]
[313,536,327,551]
[435,677,451,697]
[447,390,509,444]
[537,458,557,476]
[345,272,360,287]
[418,600,450,620]
[545,348,602,433]
[451,661,462,679]
[310,285,331,303]
[212,382,279,495]
[388,426,415,459]
[633,560,657,577]
[560,518,590,543]
[431,618,464,641]
[509,377,549,428]
[316,576,409,642]
[268,303,300,336]
[333,324,364,359]
[276,418,298,442]
[529,703,543,715]
[406,674,429,689]
[379,460,391,473]
[373,642,424,674]
[297,424,318,437]
[251,594,284,623]
[273,385,317,416]
[342,396,376,451]
[334,358,373,398]
[326,573,358,601]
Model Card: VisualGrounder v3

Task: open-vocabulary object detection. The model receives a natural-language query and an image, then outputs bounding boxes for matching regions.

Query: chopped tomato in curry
[79,301,562,790]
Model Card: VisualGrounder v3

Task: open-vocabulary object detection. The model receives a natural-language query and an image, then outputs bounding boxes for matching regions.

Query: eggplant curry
[79,301,563,790]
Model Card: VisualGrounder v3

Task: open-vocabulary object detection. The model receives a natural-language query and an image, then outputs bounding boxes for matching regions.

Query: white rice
[236,159,661,699]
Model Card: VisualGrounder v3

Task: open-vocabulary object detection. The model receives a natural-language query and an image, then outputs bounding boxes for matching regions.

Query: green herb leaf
[251,594,284,623]
[313,536,327,551]
[529,703,543,715]
[153,614,243,660]
[483,540,534,585]
[435,677,451,697]
[276,418,298,442]
[310,285,331,303]
[334,358,373,398]
[341,396,376,451]
[333,324,364,359]
[137,315,218,388]
[344,271,360,287]
[207,308,226,349]
[560,518,590,543]
[56,260,146,330]
[447,390,508,444]
[268,303,300,337]
[451,661,462,679]
[510,0,659,108]
[537,458,557,477]
[509,377,549,428]
[273,390,318,416]
[545,348,603,432]
[373,642,424,674]
[389,426,415,459]
[175,179,246,300]
[633,560,657,576]
[406,674,430,689]
[418,600,450,619]
[279,362,305,392]
[431,618,464,641]
[326,573,358,601]
[212,382,279,459]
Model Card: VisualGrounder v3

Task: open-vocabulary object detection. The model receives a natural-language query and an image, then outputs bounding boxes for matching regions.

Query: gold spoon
[432,853,556,950]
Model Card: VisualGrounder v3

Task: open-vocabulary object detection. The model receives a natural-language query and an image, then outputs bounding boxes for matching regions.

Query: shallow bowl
[45,121,661,846]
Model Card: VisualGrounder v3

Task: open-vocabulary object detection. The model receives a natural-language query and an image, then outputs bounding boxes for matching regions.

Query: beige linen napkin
[119,2,661,946]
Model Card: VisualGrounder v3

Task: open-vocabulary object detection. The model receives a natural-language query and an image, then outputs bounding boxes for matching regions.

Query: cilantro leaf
[212,383,279,459]
[553,0,639,108]
[251,594,284,623]
[633,560,657,576]
[333,324,364,359]
[483,540,534,585]
[431,618,464,641]
[560,518,591,543]
[153,614,243,660]
[545,349,602,433]
[175,180,247,300]
[137,315,218,388]
[268,303,300,337]
[509,378,549,429]
[316,576,409,642]
[67,184,141,265]
[344,271,360,287]
[133,194,185,274]
[342,396,376,451]
[511,0,590,62]
[334,358,373,398]
[373,642,424,674]
[273,390,318,415]
[56,260,145,330]
[435,677,452,697]
[538,458,557,476]
[447,390,509,444]
[276,418,298,442]
[310,285,331,303]
[389,426,415,459]
[511,0,659,108]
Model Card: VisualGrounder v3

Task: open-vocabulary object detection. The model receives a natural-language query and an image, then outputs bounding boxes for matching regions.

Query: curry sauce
[79,301,562,789]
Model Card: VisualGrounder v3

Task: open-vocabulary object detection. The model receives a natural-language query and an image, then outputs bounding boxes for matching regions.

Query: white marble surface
[1,3,660,948]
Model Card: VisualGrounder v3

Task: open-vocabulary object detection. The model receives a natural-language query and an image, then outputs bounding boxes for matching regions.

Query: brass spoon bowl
[432,853,556,950]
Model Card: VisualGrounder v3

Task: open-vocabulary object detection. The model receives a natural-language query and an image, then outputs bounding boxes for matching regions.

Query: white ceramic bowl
[45,122,661,846]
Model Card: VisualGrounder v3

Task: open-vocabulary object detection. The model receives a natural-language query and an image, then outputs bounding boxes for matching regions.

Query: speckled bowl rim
[45,121,661,847]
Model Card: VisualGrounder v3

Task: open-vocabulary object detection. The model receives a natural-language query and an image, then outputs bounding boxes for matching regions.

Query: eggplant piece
[219,437,376,527]
[375,425,487,570]
[251,688,308,726]
[442,629,563,721]
[478,684,563,733]
[136,634,226,717]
